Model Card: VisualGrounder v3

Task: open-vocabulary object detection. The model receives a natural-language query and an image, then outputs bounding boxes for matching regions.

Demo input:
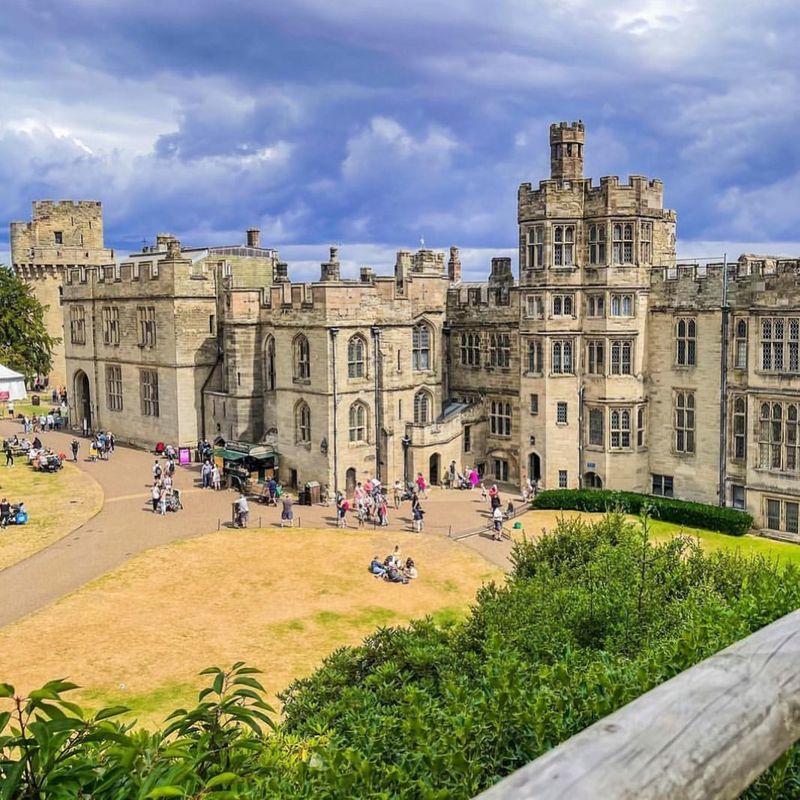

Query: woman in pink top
[415,472,427,498]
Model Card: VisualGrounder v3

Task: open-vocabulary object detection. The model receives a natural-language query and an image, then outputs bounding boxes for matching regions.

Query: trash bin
[307,481,321,505]
[31,395,40,407]
[298,489,309,506]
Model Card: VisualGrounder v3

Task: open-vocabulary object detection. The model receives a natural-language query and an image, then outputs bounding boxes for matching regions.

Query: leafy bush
[1,512,796,798]
[531,488,753,536]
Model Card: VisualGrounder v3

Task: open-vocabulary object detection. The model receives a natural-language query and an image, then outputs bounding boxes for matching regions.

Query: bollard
[217,518,220,531]
[448,525,452,538]
[259,516,262,528]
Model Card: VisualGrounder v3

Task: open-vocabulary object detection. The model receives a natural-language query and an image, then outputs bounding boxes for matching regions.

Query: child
[89,441,98,462]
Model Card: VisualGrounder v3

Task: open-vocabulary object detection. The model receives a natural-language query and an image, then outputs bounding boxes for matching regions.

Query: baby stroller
[400,481,416,502]
[168,489,183,512]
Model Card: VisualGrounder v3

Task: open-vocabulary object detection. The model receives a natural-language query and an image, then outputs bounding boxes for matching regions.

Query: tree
[0,266,58,382]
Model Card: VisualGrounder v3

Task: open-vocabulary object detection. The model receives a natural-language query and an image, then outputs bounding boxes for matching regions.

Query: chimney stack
[448,246,462,285]
[246,228,261,248]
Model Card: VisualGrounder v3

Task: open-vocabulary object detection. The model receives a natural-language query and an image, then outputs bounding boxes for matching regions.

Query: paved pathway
[0,420,513,628]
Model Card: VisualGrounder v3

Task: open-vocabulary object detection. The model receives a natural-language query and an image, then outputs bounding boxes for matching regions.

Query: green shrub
[3,512,796,799]
[530,488,753,536]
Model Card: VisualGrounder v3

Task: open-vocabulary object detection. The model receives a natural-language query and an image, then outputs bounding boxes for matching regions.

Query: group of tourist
[441,461,482,491]
[369,545,418,583]
[150,456,181,514]
[200,459,222,490]
[84,431,115,462]
[2,434,63,472]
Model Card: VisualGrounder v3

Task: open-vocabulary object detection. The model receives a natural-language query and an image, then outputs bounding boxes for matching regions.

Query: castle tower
[10,201,113,387]
[550,121,585,182]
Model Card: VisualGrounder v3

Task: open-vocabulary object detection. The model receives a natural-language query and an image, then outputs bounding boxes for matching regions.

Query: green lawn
[648,519,800,567]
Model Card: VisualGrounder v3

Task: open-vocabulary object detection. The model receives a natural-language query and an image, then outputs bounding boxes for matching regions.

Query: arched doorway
[528,452,542,483]
[429,453,440,485]
[584,471,603,488]
[74,370,91,433]
[345,467,357,497]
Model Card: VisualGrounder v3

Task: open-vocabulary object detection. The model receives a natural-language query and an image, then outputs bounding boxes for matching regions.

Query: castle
[10,122,800,539]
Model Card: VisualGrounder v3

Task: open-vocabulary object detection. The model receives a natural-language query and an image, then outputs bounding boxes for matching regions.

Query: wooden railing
[475,609,800,800]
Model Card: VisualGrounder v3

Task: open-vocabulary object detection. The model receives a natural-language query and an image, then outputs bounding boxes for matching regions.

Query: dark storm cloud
[0,0,798,279]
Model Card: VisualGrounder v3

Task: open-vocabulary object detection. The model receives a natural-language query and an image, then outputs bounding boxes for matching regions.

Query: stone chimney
[360,266,375,283]
[320,246,341,281]
[166,238,181,259]
[448,245,462,284]
[488,256,514,286]
[156,233,173,250]
[246,228,261,248]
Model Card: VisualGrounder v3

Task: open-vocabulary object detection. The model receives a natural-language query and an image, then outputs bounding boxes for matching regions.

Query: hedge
[531,489,753,536]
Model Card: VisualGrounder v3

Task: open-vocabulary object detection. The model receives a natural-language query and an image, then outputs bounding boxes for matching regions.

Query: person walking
[70,439,79,462]
[4,442,13,467]
[491,505,504,541]
[211,463,221,490]
[0,497,10,528]
[150,483,161,513]
[415,472,428,499]
[236,493,250,528]
[280,493,294,528]
[412,501,425,533]
[152,459,162,481]
[159,486,168,515]
[201,459,212,489]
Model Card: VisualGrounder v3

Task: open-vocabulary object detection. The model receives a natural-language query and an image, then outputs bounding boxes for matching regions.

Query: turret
[550,121,585,181]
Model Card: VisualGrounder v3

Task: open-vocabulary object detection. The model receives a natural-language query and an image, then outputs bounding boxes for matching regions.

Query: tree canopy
[0,265,58,381]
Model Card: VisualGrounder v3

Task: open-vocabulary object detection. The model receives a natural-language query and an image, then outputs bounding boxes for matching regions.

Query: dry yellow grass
[0,528,501,727]
[0,461,103,571]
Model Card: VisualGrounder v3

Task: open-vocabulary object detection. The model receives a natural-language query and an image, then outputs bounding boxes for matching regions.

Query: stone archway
[528,451,542,483]
[584,471,603,488]
[345,467,357,497]
[429,452,441,485]
[74,370,91,433]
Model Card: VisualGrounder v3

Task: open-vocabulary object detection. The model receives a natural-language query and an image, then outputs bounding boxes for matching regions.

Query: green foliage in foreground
[532,488,754,536]
[2,513,798,798]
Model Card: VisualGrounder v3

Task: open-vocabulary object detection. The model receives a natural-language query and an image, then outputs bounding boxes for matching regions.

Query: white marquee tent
[0,365,27,401]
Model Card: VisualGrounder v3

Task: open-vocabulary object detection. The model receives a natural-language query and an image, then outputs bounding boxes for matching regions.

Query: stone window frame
[136,305,157,348]
[102,306,120,346]
[526,338,544,374]
[556,401,568,425]
[525,293,544,319]
[489,399,512,437]
[105,364,123,412]
[586,293,605,318]
[558,469,568,488]
[459,332,481,367]
[412,321,432,372]
[637,405,646,448]
[612,222,635,264]
[293,334,311,382]
[610,293,634,317]
[640,221,652,264]
[69,304,86,345]
[552,293,575,317]
[347,334,368,380]
[757,400,799,473]
[530,394,539,415]
[763,496,799,535]
[609,407,632,450]
[586,340,605,375]
[732,396,747,461]
[526,226,544,269]
[652,474,674,497]
[588,223,607,265]
[493,458,510,482]
[413,390,433,424]
[731,484,746,510]
[551,339,574,375]
[263,335,276,391]
[674,390,696,454]
[140,369,159,418]
[610,339,633,376]
[587,407,604,447]
[489,332,511,368]
[675,317,697,367]
[552,224,576,268]
[295,400,311,445]
[734,319,748,370]
[759,316,799,373]
[348,401,369,444]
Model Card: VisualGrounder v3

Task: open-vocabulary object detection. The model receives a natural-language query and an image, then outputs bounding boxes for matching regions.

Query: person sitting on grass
[403,558,418,580]
[369,556,386,577]
[384,563,408,583]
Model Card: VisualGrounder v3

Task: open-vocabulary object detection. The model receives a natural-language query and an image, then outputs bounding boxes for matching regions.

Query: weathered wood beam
[475,609,800,800]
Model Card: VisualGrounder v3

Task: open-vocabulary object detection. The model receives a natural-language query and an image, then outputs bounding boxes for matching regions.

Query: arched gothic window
[264,335,276,391]
[294,335,310,380]
[295,401,311,443]
[348,402,368,442]
[414,390,432,424]
[348,335,367,379]
[412,323,431,371]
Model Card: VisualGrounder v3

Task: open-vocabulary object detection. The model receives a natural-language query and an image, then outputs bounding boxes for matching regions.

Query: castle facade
[11,122,800,539]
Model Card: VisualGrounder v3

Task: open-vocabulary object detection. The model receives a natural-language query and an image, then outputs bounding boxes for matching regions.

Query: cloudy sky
[1,0,798,281]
